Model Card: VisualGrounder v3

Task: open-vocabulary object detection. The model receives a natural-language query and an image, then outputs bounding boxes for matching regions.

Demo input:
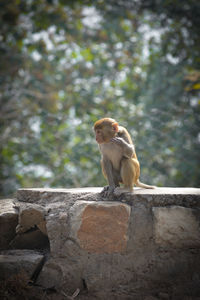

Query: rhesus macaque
[94,118,155,196]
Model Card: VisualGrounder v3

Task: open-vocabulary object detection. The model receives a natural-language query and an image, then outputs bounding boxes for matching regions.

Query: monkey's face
[95,127,116,144]
[95,129,105,144]
[94,118,119,144]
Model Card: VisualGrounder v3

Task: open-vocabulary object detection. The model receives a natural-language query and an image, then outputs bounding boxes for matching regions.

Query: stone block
[0,199,18,249]
[0,249,44,280]
[37,258,83,293]
[153,206,200,247]
[69,201,131,254]
[16,203,47,235]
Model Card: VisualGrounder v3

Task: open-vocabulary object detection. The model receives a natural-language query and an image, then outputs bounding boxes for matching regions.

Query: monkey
[94,117,155,196]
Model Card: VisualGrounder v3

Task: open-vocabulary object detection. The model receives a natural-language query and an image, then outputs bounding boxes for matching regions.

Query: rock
[37,258,83,292]
[45,211,69,256]
[0,199,18,249]
[153,206,200,247]
[0,249,44,280]
[158,292,170,299]
[17,187,103,204]
[36,258,63,289]
[69,201,131,254]
[16,203,47,235]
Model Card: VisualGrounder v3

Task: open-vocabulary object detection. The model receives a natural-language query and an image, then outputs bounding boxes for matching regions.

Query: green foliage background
[0,0,200,196]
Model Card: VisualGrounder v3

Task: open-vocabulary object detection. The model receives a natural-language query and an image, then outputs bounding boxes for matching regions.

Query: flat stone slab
[17,187,200,196]
[16,187,200,208]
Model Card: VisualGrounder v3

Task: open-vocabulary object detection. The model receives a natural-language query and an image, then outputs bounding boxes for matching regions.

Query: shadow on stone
[10,227,50,250]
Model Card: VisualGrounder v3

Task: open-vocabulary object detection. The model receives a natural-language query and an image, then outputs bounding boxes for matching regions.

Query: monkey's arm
[111,137,135,158]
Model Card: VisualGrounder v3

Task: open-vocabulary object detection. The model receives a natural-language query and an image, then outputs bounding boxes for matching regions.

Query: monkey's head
[94,118,119,144]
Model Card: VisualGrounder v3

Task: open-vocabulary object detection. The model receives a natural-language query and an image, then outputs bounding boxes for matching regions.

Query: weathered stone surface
[36,258,63,289]
[17,187,103,205]
[44,211,69,256]
[127,202,153,251]
[0,199,18,249]
[153,206,200,247]
[17,187,200,205]
[69,201,131,253]
[13,187,200,297]
[37,258,83,292]
[0,249,44,280]
[16,203,47,235]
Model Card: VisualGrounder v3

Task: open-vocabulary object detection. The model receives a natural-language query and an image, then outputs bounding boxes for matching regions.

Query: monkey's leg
[113,169,121,186]
[114,158,135,195]
[100,160,110,195]
[101,161,120,187]
[101,158,119,197]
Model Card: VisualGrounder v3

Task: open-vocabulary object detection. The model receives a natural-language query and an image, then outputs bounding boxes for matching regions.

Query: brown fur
[94,118,155,194]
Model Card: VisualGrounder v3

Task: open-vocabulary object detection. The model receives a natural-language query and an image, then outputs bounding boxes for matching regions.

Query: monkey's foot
[114,187,133,196]
[100,186,109,195]
[100,186,116,198]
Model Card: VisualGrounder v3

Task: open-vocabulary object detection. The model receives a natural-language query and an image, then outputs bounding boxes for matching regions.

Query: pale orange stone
[77,203,130,254]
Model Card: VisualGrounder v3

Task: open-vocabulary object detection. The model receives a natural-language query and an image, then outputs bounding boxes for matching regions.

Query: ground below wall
[1,187,200,300]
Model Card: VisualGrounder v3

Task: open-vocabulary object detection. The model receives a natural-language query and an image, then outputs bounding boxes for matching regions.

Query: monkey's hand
[110,137,134,158]
[110,137,124,144]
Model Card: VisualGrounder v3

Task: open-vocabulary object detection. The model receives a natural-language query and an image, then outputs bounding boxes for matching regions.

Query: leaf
[192,83,200,90]
[80,48,94,61]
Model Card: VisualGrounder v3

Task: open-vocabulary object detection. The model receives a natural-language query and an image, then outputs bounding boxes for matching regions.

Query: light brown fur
[94,118,155,195]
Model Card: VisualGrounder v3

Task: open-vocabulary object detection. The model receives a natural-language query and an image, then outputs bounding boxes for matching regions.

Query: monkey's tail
[135,180,156,189]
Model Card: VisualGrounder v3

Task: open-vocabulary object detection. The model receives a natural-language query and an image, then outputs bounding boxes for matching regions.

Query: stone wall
[1,187,200,299]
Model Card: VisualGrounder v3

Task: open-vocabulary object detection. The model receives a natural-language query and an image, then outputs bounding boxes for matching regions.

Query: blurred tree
[0,0,199,196]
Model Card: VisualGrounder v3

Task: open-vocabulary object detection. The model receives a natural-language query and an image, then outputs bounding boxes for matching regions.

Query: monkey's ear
[112,122,119,132]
